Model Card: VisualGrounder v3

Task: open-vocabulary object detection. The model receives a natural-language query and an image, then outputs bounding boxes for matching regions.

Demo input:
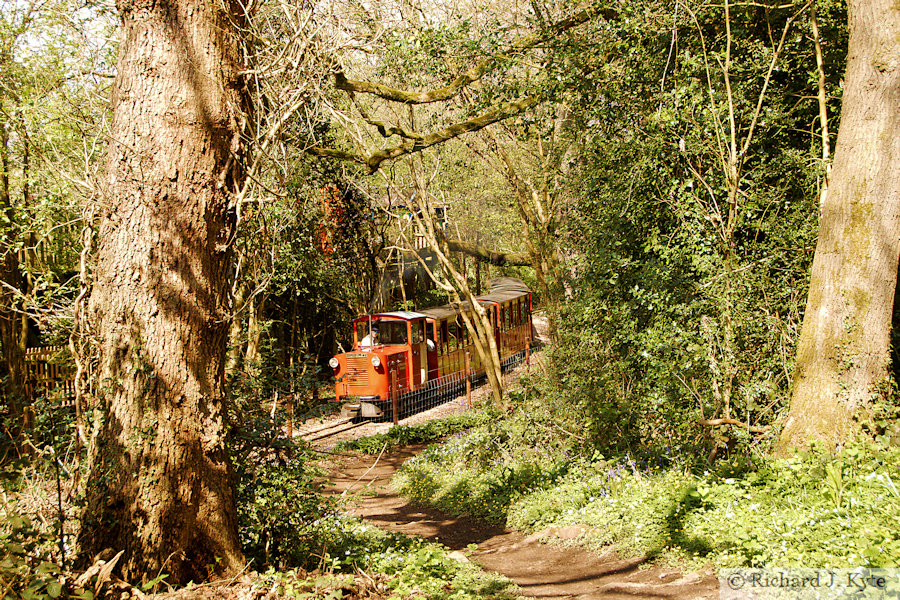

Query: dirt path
[323,447,719,600]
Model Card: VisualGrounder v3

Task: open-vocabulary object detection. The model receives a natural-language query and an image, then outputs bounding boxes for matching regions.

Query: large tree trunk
[780,0,900,451]
[78,0,248,584]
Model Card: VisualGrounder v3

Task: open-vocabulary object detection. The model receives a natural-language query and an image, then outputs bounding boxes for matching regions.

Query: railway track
[300,417,369,443]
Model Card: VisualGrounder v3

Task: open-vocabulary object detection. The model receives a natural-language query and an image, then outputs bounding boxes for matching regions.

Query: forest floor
[311,314,720,600]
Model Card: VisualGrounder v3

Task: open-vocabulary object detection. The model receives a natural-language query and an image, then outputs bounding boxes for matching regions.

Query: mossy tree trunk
[78,0,248,584]
[780,0,900,451]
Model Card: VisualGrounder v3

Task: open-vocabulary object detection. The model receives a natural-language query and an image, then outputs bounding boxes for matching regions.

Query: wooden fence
[24,346,75,407]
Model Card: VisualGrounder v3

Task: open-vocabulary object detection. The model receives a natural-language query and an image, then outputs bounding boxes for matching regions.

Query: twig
[340,440,389,496]
[697,417,770,433]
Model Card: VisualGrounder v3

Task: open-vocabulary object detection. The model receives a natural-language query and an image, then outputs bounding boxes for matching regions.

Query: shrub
[235,451,337,570]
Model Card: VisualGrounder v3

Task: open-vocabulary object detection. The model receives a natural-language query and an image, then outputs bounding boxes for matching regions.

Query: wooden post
[465,351,472,408]
[526,339,531,373]
[287,395,294,439]
[390,369,399,425]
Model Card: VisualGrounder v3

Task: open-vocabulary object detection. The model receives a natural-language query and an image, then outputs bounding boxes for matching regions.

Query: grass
[335,410,496,454]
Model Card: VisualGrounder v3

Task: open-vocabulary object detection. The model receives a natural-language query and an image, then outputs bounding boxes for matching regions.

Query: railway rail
[299,417,369,443]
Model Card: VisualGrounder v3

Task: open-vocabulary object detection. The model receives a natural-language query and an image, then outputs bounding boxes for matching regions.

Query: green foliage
[0,506,93,600]
[397,413,900,569]
[0,413,82,599]
[510,441,900,568]
[336,410,495,454]
[253,571,357,600]
[0,509,62,599]
[541,0,849,453]
[230,412,338,570]
[235,450,335,570]
[0,0,115,348]
[393,393,579,523]
[299,515,516,600]
[397,447,556,524]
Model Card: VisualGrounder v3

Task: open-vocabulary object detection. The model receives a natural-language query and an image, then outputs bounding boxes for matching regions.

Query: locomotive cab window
[357,320,408,345]
[431,323,441,351]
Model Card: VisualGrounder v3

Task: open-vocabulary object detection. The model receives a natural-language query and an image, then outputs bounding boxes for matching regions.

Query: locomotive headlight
[328,357,339,369]
[370,355,381,368]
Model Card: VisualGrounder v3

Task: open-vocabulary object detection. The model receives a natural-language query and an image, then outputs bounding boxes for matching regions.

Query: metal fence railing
[382,344,534,423]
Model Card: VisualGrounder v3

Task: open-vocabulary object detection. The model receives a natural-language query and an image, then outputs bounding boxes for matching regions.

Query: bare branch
[698,417,771,433]
[309,95,540,173]
[305,146,368,165]
[349,93,424,140]
[366,95,539,172]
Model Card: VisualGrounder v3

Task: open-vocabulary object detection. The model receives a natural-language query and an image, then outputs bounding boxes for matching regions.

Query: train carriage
[330,278,534,419]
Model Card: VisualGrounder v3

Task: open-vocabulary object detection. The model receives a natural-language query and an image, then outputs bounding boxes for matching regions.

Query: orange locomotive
[329,278,534,419]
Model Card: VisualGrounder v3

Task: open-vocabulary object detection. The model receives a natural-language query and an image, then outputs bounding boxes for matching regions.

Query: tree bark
[78,0,247,584]
[780,0,900,451]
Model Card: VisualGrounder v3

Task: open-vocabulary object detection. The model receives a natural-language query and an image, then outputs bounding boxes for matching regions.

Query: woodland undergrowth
[392,383,900,571]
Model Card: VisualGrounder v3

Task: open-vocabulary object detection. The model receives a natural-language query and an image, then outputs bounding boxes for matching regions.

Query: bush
[0,457,91,600]
[235,451,337,570]
[230,405,339,570]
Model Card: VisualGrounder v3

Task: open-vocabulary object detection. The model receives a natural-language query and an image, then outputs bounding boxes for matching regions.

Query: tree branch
[308,96,540,173]
[364,96,539,173]
[334,3,616,104]
[445,238,532,267]
[698,417,771,434]
[349,93,423,140]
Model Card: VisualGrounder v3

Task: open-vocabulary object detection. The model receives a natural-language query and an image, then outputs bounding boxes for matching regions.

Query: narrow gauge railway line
[300,418,368,443]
